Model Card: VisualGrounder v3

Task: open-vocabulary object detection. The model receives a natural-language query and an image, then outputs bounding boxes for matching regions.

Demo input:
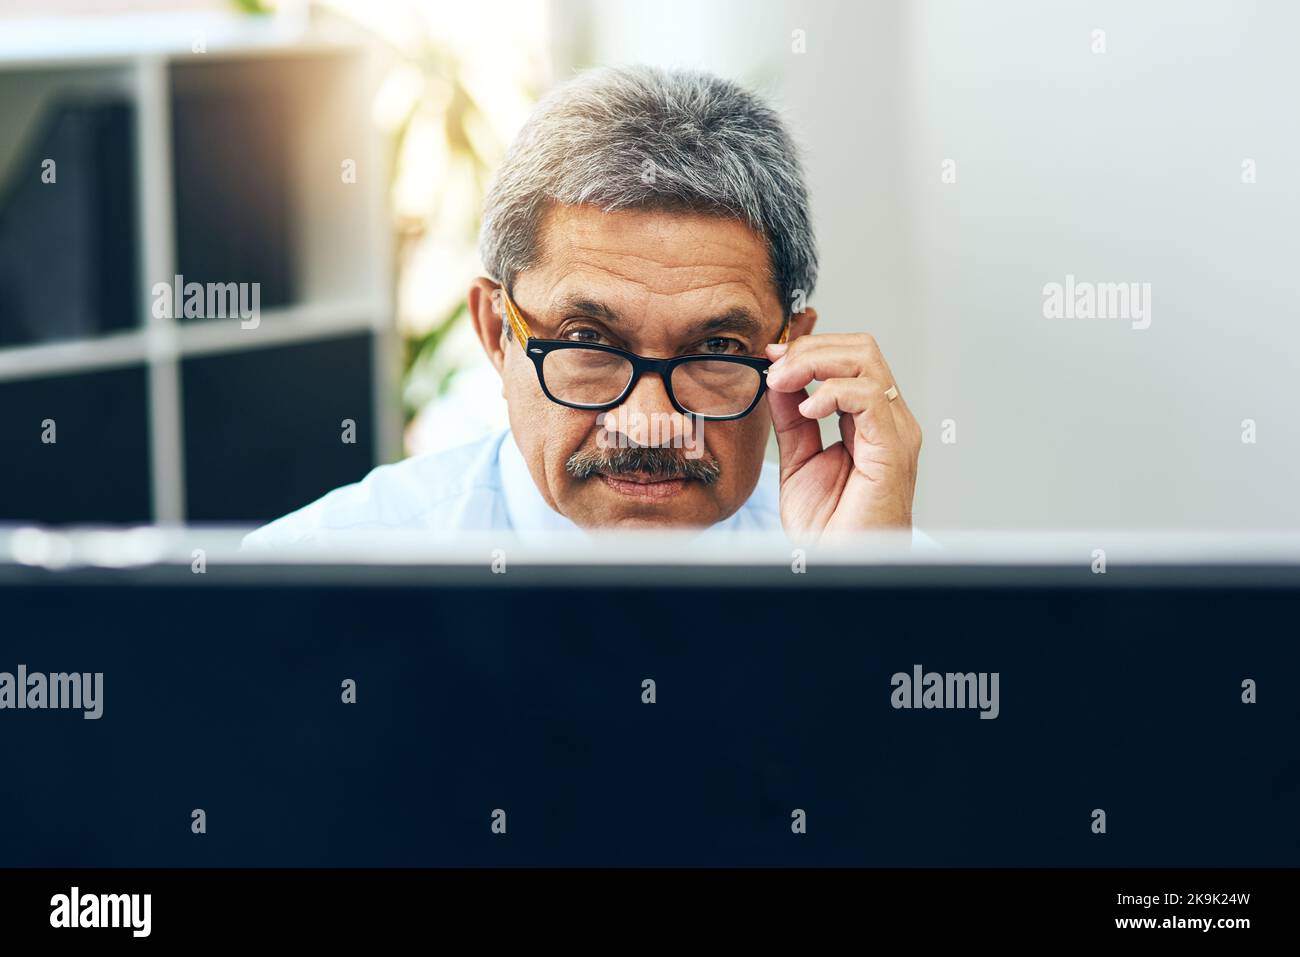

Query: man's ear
[787,305,818,342]
[467,277,508,374]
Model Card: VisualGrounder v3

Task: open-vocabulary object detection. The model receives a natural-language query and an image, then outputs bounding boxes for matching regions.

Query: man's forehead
[525,204,781,315]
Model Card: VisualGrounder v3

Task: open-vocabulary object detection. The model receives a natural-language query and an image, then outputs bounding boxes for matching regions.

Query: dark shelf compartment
[0,364,152,524]
[181,333,375,523]
[0,96,139,347]
[170,82,296,314]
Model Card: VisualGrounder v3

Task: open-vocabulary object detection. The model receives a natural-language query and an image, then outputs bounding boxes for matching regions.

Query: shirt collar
[499,429,583,538]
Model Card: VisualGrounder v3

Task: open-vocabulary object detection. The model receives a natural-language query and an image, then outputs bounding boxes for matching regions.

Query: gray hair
[479,65,817,321]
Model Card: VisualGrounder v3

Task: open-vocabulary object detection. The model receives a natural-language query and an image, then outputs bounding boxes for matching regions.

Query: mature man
[245,66,922,547]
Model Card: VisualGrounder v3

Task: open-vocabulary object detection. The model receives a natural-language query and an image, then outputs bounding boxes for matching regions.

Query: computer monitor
[1,531,1296,866]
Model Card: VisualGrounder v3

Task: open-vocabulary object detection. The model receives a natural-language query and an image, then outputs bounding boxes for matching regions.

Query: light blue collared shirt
[242,428,784,548]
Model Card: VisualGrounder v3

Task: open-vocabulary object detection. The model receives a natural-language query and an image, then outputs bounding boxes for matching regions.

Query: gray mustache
[566,446,721,485]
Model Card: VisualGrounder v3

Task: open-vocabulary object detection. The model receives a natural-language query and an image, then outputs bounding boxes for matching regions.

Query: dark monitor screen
[1,559,1295,867]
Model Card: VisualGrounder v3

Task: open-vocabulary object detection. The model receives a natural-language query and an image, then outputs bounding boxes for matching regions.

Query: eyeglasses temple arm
[500,289,532,350]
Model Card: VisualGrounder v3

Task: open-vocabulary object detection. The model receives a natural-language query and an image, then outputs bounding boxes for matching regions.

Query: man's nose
[604,371,692,448]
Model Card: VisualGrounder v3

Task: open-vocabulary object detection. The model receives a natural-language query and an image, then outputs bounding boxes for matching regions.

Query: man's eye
[564,327,607,344]
[700,337,745,355]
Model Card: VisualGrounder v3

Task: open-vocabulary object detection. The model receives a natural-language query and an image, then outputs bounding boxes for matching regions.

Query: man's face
[476,204,790,530]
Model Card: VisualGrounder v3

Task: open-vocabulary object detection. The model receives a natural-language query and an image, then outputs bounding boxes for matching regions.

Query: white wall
[553,0,1300,530]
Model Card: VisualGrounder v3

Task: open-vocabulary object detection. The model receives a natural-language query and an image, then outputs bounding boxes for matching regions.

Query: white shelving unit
[0,9,396,523]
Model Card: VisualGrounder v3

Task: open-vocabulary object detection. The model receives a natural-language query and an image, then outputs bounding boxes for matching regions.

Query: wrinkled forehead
[519,203,785,325]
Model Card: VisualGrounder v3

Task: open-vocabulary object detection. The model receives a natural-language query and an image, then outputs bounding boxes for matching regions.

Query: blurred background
[0,0,1295,531]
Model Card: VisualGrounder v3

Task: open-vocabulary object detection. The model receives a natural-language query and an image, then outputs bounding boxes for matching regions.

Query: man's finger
[838,411,856,459]
[766,334,898,392]
[767,385,823,482]
[797,377,904,453]
[766,346,863,393]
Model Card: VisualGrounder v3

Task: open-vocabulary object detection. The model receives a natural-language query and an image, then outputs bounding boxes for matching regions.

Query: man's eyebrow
[548,296,768,339]
[685,309,765,339]
[550,294,622,322]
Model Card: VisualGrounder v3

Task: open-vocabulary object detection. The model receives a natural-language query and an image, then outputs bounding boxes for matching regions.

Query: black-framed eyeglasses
[499,288,789,421]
